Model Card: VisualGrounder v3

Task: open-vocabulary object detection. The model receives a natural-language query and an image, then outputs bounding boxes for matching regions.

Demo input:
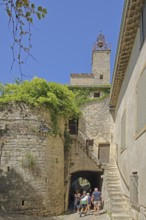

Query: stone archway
[64,140,104,211]
[68,170,103,210]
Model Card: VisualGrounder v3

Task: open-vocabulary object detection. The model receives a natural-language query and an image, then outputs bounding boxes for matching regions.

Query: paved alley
[0,212,110,220]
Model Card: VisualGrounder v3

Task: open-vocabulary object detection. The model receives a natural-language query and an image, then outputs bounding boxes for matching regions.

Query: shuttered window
[130,173,139,210]
[121,111,126,150]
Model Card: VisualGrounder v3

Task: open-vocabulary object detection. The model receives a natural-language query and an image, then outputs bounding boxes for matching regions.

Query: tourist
[76,193,81,213]
[87,192,91,212]
[73,190,79,212]
[79,191,88,217]
[91,187,102,215]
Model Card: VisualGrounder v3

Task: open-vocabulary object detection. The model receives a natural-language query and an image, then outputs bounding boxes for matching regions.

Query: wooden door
[98,144,110,163]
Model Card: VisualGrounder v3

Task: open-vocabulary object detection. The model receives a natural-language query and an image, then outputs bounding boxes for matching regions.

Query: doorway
[68,170,103,210]
[98,144,110,163]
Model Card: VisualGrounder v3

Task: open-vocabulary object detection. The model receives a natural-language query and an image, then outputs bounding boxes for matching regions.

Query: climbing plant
[69,85,111,107]
[0,77,80,135]
[64,128,72,151]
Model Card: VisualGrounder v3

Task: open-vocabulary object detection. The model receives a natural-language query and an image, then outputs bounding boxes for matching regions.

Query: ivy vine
[69,85,111,107]
[0,79,111,136]
[0,77,80,135]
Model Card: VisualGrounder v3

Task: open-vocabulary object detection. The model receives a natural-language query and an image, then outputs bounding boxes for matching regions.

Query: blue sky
[0,0,124,84]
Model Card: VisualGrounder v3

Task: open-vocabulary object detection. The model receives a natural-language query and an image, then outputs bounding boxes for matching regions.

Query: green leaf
[29,17,33,23]
[31,3,35,8]
[26,11,31,17]
[37,12,41,20]
[38,6,43,12]
[42,8,47,14]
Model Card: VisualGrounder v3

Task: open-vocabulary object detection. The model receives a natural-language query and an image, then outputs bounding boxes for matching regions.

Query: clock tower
[92,32,111,85]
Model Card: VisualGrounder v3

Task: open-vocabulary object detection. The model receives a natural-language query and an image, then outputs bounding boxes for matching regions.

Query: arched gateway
[64,140,104,211]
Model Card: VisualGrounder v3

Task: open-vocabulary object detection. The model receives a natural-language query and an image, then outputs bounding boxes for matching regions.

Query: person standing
[91,188,102,215]
[73,190,79,212]
[79,191,88,217]
[87,192,91,212]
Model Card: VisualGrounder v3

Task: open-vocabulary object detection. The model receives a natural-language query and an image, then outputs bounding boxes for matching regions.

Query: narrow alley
[0,212,110,220]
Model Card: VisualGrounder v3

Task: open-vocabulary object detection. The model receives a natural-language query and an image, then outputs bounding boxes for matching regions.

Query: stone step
[111,206,129,212]
[108,185,121,189]
[106,181,120,185]
[108,189,122,193]
[106,181,120,184]
[106,166,117,169]
[106,175,119,178]
[106,178,120,183]
[107,182,120,185]
[108,190,122,194]
[111,200,128,205]
[107,175,119,178]
[106,177,119,179]
[106,164,117,167]
[106,174,118,177]
[109,191,124,195]
[105,168,117,171]
[111,196,126,202]
[112,213,130,220]
[106,174,119,177]
[107,186,121,190]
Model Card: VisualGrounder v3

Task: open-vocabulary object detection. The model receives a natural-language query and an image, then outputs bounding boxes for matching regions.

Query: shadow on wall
[0,168,44,215]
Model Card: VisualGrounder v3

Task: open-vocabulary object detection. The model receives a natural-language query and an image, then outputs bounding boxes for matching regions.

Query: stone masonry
[0,103,65,216]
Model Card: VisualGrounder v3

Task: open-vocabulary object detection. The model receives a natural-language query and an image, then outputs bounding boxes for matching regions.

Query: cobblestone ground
[0,211,110,220]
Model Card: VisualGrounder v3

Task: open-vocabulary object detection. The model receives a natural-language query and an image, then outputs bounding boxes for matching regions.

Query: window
[100,74,103,79]
[86,139,94,155]
[86,139,94,147]
[94,92,100,98]
[140,0,146,46]
[68,118,78,135]
[130,172,139,210]
[98,144,110,163]
[136,68,146,136]
[121,111,126,150]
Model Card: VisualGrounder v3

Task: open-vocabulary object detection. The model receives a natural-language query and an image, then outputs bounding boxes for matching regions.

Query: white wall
[114,27,146,217]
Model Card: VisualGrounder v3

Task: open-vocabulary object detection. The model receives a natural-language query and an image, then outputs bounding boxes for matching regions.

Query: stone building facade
[0,103,64,216]
[64,34,115,210]
[69,34,114,165]
[78,97,114,164]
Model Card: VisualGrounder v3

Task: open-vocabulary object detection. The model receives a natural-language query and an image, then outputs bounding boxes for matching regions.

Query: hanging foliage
[0,77,80,135]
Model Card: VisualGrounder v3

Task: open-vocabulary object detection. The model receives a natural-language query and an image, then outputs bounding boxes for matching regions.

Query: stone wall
[78,97,114,162]
[0,103,65,216]
[92,50,110,85]
[70,74,94,86]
